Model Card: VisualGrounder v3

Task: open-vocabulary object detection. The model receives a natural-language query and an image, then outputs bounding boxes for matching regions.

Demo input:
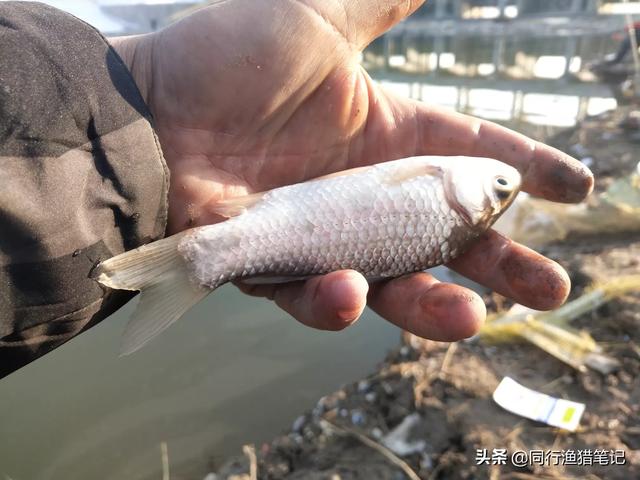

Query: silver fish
[97,155,521,354]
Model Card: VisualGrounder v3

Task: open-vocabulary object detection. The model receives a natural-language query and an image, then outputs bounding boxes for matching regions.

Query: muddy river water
[0,285,400,479]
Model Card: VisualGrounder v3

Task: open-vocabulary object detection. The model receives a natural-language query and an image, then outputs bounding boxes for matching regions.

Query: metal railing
[411,0,606,19]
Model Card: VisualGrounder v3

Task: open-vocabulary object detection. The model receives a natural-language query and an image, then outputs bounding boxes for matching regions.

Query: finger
[447,230,571,310]
[386,95,594,203]
[368,272,486,341]
[237,270,369,331]
[414,102,594,203]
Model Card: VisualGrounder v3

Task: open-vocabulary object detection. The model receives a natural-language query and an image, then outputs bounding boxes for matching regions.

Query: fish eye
[494,176,512,200]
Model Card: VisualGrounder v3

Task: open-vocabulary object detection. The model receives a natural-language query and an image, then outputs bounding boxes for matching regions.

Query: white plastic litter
[493,377,585,431]
[381,413,427,456]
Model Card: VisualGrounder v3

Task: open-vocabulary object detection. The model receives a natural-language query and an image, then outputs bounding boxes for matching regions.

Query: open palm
[111,0,593,340]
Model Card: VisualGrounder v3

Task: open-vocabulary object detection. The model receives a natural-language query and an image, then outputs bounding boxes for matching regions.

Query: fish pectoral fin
[95,232,210,355]
[240,275,315,285]
[383,163,443,186]
[209,192,266,218]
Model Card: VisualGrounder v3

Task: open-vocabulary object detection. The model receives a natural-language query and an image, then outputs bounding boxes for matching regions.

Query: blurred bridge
[366,0,637,81]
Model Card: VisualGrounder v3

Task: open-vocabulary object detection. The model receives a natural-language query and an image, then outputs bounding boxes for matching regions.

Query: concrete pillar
[571,0,583,13]
[436,0,462,19]
[435,0,447,18]
[511,90,524,121]
[497,0,509,18]
[493,35,506,76]
[433,35,445,74]
[456,87,469,113]
[563,36,578,78]
[419,33,429,72]
[453,0,463,18]
[577,96,589,121]
[571,0,597,14]
[411,82,422,101]
[383,35,391,70]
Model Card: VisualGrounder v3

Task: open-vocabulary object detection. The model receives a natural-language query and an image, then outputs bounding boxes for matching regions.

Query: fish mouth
[482,179,521,229]
[442,168,521,231]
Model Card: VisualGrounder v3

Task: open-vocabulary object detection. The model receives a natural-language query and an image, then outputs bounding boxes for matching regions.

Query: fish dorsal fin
[310,162,441,185]
[208,192,266,218]
[311,165,373,182]
[383,163,443,186]
[207,166,371,218]
[208,162,442,218]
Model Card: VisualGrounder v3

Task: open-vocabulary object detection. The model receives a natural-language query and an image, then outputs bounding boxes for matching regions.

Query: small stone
[581,157,594,168]
[371,427,384,439]
[316,396,331,413]
[365,392,377,403]
[303,428,316,441]
[420,452,433,470]
[357,380,371,393]
[351,409,366,426]
[381,381,394,395]
[292,415,306,433]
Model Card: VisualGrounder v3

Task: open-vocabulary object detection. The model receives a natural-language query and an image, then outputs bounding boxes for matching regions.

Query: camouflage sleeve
[0,2,169,378]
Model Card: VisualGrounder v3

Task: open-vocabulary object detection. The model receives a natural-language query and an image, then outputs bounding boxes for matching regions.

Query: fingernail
[543,162,595,203]
[419,283,485,340]
[500,251,571,310]
[419,283,475,317]
[566,164,595,202]
[336,309,362,324]
[417,283,454,338]
[329,272,368,323]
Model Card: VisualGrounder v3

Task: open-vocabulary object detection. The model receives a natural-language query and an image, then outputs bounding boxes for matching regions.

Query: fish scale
[97,155,521,354]
[182,161,478,289]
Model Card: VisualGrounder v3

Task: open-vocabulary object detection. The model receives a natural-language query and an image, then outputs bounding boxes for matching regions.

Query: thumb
[317,0,426,49]
[351,0,426,48]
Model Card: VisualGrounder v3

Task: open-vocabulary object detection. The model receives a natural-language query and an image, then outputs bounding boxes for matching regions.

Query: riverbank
[209,108,640,480]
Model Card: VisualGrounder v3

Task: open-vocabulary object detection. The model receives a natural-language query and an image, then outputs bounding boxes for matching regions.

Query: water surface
[0,286,400,479]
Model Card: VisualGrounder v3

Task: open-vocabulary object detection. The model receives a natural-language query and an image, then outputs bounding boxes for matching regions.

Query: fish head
[444,157,521,230]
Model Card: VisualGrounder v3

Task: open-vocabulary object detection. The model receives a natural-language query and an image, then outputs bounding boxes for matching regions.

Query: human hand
[110,0,593,341]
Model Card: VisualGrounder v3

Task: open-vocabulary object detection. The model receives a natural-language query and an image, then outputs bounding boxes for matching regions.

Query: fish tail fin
[95,232,209,356]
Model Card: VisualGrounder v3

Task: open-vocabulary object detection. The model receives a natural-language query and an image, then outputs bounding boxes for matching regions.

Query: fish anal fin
[209,192,266,218]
